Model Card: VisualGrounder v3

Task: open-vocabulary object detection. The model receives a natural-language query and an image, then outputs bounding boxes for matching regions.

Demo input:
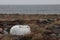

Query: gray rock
[3,30,8,34]
[52,25,60,29]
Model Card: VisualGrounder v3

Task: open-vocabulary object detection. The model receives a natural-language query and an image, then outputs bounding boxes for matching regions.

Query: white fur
[10,25,31,35]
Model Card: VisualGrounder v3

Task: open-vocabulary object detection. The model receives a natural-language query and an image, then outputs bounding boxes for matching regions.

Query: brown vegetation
[0,14,60,40]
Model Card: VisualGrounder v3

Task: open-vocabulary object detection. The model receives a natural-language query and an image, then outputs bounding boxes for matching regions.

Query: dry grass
[0,14,60,40]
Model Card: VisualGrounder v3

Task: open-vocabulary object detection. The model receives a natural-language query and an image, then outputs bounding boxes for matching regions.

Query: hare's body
[10,25,31,35]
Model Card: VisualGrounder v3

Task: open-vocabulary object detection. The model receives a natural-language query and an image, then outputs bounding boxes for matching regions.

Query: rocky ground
[0,14,60,40]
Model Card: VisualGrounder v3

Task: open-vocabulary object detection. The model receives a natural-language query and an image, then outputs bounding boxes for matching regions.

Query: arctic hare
[10,25,31,36]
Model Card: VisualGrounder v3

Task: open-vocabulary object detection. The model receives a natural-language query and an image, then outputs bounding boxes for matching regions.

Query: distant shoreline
[0,13,60,14]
